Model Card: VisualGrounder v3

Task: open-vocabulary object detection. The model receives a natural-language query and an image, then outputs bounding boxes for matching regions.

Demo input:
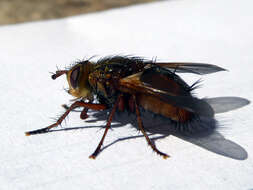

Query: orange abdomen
[137,94,193,122]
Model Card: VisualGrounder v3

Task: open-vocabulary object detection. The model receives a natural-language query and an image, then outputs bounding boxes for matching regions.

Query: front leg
[25,101,106,136]
[62,104,89,120]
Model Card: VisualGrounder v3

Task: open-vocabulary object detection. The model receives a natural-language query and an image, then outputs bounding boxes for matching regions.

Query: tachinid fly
[26,56,245,159]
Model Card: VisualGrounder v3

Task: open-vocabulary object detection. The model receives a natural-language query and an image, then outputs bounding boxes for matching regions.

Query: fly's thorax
[88,68,120,107]
[88,70,109,97]
[66,61,95,99]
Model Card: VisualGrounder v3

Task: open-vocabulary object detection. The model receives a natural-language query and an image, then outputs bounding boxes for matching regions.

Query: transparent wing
[156,62,226,75]
[119,68,214,117]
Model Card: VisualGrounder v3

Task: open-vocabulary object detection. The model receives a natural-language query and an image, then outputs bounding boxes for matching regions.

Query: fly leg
[62,104,89,120]
[89,94,123,159]
[133,95,169,159]
[62,96,94,120]
[80,107,89,120]
[25,101,106,136]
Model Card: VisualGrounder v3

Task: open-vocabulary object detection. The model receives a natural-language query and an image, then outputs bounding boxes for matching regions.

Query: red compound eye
[70,66,80,88]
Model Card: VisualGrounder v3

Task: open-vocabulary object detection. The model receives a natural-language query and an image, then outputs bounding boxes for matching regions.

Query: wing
[155,62,226,75]
[119,67,214,117]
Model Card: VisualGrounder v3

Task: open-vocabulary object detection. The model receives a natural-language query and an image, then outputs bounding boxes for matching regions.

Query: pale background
[0,0,252,189]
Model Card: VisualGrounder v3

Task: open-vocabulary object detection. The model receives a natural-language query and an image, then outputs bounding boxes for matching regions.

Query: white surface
[0,0,253,189]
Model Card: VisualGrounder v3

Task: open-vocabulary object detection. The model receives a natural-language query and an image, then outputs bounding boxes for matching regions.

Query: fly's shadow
[49,96,250,160]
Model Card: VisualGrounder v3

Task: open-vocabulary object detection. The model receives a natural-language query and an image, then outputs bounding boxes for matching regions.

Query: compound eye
[70,66,80,88]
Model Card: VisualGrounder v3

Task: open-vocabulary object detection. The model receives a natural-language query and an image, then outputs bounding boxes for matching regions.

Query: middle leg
[89,94,123,159]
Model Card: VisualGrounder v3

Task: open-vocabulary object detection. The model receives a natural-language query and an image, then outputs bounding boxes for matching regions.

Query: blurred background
[0,0,156,25]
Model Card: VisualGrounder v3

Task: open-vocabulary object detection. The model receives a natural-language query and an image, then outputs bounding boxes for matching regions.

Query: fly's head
[52,61,94,99]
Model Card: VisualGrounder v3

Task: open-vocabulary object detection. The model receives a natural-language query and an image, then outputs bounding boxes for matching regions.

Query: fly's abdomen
[137,94,193,122]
